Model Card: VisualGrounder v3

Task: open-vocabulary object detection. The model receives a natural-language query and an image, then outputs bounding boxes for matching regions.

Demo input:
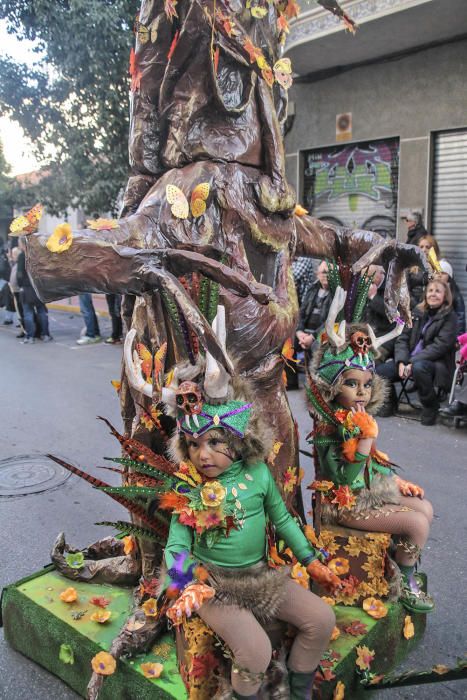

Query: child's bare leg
[197,599,272,696]
[275,580,335,672]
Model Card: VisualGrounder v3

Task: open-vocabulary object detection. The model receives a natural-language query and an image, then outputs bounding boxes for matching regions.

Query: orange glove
[306,559,341,593]
[351,410,379,439]
[166,583,215,626]
[396,477,424,499]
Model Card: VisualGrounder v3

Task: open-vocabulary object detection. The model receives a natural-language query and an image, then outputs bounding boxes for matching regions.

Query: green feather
[104,457,173,484]
[198,275,209,316]
[98,485,159,500]
[95,520,166,544]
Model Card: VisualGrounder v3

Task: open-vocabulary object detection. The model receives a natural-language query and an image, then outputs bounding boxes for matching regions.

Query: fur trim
[322,473,402,524]
[207,562,290,622]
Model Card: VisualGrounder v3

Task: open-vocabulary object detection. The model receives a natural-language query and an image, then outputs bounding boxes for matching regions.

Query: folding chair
[395,377,417,409]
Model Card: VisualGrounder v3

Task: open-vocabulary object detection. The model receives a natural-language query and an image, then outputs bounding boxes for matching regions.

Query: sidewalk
[47,294,109,317]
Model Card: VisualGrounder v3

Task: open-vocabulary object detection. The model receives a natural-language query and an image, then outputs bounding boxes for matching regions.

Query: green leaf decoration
[59,644,74,665]
[65,551,85,569]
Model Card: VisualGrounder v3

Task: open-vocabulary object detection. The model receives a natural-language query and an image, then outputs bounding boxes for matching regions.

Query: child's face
[186,430,235,478]
[335,369,373,410]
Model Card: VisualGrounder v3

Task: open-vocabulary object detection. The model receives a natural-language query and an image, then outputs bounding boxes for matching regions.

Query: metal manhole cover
[0,454,72,497]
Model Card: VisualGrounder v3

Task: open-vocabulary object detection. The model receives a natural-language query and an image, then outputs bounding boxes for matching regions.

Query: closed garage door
[431,129,467,304]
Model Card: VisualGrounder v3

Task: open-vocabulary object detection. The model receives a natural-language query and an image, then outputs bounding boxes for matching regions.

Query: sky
[0,20,43,176]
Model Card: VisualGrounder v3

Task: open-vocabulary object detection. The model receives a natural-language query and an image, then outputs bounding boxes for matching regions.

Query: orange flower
[123,535,136,555]
[330,626,341,641]
[140,662,164,679]
[291,563,310,589]
[158,491,190,511]
[46,223,73,253]
[200,481,226,508]
[355,645,375,671]
[59,587,78,603]
[333,680,345,700]
[90,610,111,624]
[328,557,350,576]
[403,615,414,640]
[308,480,334,492]
[331,485,356,510]
[363,597,388,619]
[142,598,158,617]
[91,651,116,676]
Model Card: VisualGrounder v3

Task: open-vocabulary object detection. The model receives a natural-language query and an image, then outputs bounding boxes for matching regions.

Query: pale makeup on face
[426,281,446,309]
[186,430,234,478]
[335,369,374,411]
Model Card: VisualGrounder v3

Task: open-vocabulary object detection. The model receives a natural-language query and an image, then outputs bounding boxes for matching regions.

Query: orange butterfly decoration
[9,203,43,236]
[166,183,210,219]
[154,342,167,393]
[136,342,153,383]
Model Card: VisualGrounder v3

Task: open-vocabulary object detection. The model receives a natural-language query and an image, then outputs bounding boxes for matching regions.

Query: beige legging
[198,579,335,696]
[338,496,434,566]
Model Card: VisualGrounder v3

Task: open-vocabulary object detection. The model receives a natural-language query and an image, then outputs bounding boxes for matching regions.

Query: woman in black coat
[377,279,457,425]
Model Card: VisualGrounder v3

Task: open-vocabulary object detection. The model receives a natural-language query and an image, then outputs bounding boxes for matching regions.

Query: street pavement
[0,309,466,699]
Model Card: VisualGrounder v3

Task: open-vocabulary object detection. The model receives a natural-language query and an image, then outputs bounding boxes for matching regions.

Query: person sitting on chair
[295,261,331,355]
[377,279,457,425]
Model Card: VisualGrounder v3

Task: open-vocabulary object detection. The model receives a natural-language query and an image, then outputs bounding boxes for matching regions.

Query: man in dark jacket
[17,242,53,343]
[296,261,331,351]
[404,211,428,246]
[364,265,397,362]
[377,281,457,424]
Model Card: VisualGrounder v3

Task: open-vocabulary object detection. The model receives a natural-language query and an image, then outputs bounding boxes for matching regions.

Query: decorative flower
[328,557,350,576]
[178,510,198,529]
[46,223,73,253]
[142,598,158,617]
[91,651,116,676]
[330,626,341,641]
[90,610,112,624]
[403,615,414,640]
[355,645,375,671]
[200,481,226,508]
[309,480,335,492]
[86,217,119,231]
[433,665,450,675]
[344,536,364,557]
[273,57,293,89]
[363,597,388,619]
[283,466,298,494]
[343,621,368,637]
[291,563,310,589]
[294,204,308,217]
[123,535,136,555]
[65,551,85,569]
[89,596,110,608]
[333,681,345,700]
[194,508,224,532]
[321,596,336,606]
[140,662,164,679]
[59,587,78,603]
[331,485,356,510]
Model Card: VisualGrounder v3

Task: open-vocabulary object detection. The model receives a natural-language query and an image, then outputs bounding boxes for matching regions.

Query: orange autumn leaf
[89,596,110,608]
[403,615,414,639]
[213,46,220,73]
[330,626,341,641]
[110,379,121,393]
[331,485,356,510]
[277,13,289,34]
[123,535,136,555]
[294,204,309,216]
[284,0,301,20]
[167,30,179,60]
[243,37,263,64]
[158,491,190,511]
[355,645,375,671]
[333,681,345,700]
[129,48,142,91]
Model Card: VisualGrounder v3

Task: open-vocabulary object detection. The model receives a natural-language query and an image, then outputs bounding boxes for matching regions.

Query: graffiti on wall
[302,138,400,238]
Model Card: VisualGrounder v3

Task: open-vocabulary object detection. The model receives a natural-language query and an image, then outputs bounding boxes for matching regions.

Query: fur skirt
[322,473,402,525]
[207,562,290,622]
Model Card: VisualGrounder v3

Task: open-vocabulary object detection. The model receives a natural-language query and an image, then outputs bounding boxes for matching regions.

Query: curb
[46,302,110,318]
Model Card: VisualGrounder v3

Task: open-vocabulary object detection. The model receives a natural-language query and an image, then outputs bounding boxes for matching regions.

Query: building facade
[285,0,467,301]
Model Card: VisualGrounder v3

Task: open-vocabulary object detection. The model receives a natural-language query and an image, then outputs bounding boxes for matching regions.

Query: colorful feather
[95,520,165,544]
[305,379,339,426]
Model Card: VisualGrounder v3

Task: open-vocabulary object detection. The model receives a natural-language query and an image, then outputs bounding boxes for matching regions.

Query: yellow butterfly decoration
[154,342,167,392]
[9,203,43,236]
[166,182,210,219]
[135,19,158,44]
[136,342,153,383]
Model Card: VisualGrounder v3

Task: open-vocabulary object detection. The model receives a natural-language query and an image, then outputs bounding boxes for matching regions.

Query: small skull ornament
[176,381,203,415]
[350,331,372,356]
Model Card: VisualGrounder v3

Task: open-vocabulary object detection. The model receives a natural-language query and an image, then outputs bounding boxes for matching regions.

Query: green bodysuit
[164,460,317,570]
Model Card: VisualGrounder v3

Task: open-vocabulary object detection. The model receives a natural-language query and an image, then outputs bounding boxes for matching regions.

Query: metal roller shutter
[432,130,467,304]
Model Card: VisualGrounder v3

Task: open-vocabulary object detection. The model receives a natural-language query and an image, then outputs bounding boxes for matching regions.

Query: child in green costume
[160,377,340,700]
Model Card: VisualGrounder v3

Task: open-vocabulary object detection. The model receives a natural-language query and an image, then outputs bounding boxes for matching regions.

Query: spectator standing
[377,279,457,425]
[77,293,101,345]
[0,242,15,325]
[16,241,53,344]
[404,211,428,246]
[437,260,465,335]
[292,257,315,307]
[8,246,25,338]
[104,293,123,344]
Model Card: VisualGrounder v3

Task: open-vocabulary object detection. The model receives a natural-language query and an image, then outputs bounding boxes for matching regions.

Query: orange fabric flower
[123,535,136,555]
[140,662,164,679]
[330,626,341,641]
[355,645,375,670]
[331,485,356,510]
[291,563,310,589]
[91,651,116,676]
[142,598,158,617]
[403,615,414,639]
[363,597,388,619]
[328,557,350,576]
[59,587,78,603]
[90,610,111,624]
[200,481,226,508]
